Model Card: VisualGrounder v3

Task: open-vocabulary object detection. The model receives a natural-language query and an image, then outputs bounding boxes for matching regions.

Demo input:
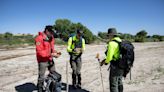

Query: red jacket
[35,32,55,62]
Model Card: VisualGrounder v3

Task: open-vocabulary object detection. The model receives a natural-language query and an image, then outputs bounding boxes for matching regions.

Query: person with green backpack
[67,29,85,89]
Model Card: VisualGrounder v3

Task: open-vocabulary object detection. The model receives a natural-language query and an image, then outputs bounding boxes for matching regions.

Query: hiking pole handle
[96,53,101,62]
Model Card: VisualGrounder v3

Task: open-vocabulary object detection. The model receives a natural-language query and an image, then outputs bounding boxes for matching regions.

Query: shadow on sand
[61,83,90,92]
[15,82,37,92]
[15,82,90,92]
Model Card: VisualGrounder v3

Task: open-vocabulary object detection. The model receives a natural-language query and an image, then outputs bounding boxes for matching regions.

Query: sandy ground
[0,42,164,92]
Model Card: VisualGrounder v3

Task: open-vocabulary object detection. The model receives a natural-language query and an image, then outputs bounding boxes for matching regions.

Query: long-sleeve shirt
[105,37,122,64]
[67,35,85,54]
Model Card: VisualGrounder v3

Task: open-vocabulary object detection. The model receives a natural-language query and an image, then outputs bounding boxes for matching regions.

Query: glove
[57,52,62,55]
[100,59,108,66]
[100,59,106,66]
[105,62,108,65]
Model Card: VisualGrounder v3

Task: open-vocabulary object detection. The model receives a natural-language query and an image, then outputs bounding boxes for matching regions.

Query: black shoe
[38,88,43,92]
[73,84,77,89]
[77,84,81,89]
[77,74,81,89]
[72,74,77,89]
[118,85,123,92]
[37,85,43,92]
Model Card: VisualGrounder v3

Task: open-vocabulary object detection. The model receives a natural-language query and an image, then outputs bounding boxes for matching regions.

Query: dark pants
[109,65,124,92]
[70,54,82,85]
[38,60,56,92]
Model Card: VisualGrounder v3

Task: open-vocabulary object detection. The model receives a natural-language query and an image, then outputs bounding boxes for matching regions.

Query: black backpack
[43,71,62,92]
[113,40,135,77]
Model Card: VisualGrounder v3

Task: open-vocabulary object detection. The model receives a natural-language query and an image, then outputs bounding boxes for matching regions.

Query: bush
[54,19,95,44]
[55,38,66,45]
[134,30,147,42]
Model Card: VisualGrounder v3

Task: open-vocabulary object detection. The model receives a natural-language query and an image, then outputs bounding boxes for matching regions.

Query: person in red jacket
[35,25,61,92]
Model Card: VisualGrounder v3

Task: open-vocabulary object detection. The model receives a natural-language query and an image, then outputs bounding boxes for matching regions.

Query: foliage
[98,30,163,42]
[55,38,66,45]
[98,32,108,39]
[119,33,135,42]
[1,19,164,47]
[0,32,34,46]
[135,30,147,42]
[53,19,95,44]
[152,35,164,41]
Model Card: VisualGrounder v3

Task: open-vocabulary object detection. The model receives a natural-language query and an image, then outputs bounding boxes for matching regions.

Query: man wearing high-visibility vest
[101,28,124,92]
[67,29,85,89]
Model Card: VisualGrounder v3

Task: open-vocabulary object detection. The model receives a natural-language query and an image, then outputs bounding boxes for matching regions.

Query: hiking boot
[118,85,123,92]
[38,87,43,92]
[72,74,77,88]
[37,82,44,92]
[77,84,81,89]
[77,74,81,84]
[77,74,81,89]
[73,84,77,89]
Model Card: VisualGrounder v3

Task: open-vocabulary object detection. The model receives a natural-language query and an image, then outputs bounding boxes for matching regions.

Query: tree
[98,32,108,39]
[4,32,13,40]
[120,33,134,42]
[54,19,72,40]
[83,26,94,44]
[53,19,95,44]
[152,35,164,41]
[135,30,147,42]
[98,32,135,42]
[136,30,147,37]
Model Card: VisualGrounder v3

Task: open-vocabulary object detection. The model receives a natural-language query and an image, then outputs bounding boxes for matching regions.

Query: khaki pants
[37,60,56,91]
[70,55,82,75]
[70,54,82,85]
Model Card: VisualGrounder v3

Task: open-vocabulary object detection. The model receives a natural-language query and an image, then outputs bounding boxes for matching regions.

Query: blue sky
[0,0,164,35]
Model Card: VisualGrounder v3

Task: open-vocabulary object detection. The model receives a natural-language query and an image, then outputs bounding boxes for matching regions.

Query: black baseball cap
[77,29,83,34]
[45,25,55,34]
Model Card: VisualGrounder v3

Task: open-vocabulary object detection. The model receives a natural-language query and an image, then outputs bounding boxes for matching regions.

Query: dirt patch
[0,53,34,61]
[0,42,164,92]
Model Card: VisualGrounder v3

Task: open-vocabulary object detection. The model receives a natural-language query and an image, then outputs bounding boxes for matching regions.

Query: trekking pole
[66,61,69,92]
[130,69,131,80]
[96,53,105,92]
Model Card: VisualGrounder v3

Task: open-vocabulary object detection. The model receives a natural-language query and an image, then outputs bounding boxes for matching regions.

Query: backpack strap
[71,36,83,49]
[111,39,121,62]
[72,36,75,44]
[105,40,120,56]
[112,39,121,51]
[112,39,121,44]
